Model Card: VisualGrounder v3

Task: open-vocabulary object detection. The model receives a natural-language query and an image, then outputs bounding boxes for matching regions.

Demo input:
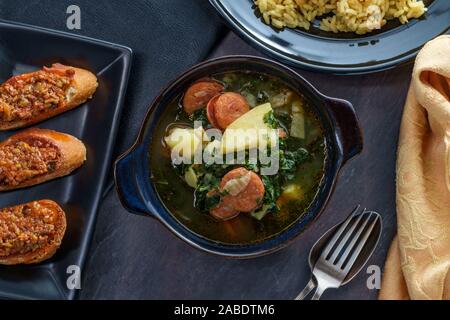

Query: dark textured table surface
[0,0,414,300]
[81,34,411,300]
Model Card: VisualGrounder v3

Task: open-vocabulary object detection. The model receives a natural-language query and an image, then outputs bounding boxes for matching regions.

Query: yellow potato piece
[282,184,304,201]
[220,103,277,153]
[184,167,198,188]
[164,127,203,160]
[290,100,305,139]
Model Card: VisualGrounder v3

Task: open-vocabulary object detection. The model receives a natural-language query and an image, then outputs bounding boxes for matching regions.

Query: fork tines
[321,206,380,272]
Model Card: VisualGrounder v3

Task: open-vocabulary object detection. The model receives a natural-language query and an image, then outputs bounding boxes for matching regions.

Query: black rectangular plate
[0,20,132,300]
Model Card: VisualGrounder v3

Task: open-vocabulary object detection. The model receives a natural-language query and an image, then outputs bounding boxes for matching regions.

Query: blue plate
[210,0,449,73]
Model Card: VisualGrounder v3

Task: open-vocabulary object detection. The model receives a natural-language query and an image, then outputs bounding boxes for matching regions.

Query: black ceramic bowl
[114,56,363,258]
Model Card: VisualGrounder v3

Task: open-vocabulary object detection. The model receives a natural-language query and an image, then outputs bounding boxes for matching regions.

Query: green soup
[150,71,326,244]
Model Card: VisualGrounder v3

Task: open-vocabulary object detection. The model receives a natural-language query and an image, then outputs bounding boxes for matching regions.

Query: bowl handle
[326,98,363,165]
[114,145,151,216]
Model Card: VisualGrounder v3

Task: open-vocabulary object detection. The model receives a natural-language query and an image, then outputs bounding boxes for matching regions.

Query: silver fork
[296,206,381,300]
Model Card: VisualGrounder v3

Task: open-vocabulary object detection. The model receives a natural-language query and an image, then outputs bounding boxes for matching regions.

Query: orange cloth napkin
[379,35,450,300]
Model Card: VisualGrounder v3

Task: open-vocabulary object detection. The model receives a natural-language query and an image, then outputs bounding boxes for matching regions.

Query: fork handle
[294,278,316,300]
[311,285,326,300]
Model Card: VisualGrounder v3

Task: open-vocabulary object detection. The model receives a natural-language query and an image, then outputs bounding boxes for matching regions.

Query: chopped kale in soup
[150,71,326,244]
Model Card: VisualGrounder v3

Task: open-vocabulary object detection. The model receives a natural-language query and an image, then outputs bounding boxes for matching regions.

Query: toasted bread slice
[0,200,66,265]
[0,63,98,130]
[0,128,86,191]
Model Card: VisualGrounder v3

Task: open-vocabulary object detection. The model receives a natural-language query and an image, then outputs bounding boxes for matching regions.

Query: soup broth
[150,71,326,244]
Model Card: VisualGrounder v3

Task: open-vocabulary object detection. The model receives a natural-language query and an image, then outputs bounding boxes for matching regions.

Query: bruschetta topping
[0,66,75,122]
[0,201,60,257]
[0,137,61,188]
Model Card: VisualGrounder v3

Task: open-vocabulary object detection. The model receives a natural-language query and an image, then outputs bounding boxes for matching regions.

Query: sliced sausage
[208,92,249,130]
[182,81,224,115]
[206,95,221,129]
[210,202,239,221]
[220,168,265,213]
